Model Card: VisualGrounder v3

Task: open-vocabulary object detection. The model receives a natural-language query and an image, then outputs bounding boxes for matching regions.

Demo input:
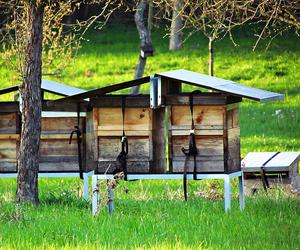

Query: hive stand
[0,171,94,201]
[91,171,245,215]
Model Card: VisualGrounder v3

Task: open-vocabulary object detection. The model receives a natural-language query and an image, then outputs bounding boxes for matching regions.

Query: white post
[92,175,99,215]
[238,174,245,211]
[224,175,231,212]
[83,172,89,201]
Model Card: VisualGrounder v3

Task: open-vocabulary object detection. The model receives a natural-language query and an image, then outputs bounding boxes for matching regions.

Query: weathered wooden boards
[167,95,241,174]
[0,94,241,174]
[40,113,85,172]
[86,93,241,174]
[0,81,87,174]
[86,96,166,174]
[0,110,86,173]
[0,111,20,172]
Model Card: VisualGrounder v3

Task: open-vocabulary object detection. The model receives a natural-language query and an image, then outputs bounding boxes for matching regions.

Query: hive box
[0,80,86,173]
[85,95,166,174]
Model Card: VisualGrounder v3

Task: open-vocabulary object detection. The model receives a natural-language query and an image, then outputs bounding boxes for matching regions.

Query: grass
[0,23,300,249]
[0,178,300,250]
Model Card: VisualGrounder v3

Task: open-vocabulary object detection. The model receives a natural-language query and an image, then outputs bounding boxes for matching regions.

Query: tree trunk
[147,0,153,33]
[16,1,44,206]
[135,55,147,79]
[169,0,183,51]
[208,37,214,76]
[131,0,152,95]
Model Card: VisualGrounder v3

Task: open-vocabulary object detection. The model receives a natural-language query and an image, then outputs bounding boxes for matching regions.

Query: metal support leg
[224,175,231,212]
[92,175,99,215]
[83,172,89,201]
[238,174,245,211]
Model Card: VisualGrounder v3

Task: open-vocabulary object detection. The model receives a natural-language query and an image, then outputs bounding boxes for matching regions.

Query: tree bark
[208,37,214,76]
[135,55,147,80]
[147,0,153,34]
[131,0,152,95]
[16,0,44,206]
[169,0,183,51]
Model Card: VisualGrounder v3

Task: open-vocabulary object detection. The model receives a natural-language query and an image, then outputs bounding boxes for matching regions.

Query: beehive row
[0,94,241,174]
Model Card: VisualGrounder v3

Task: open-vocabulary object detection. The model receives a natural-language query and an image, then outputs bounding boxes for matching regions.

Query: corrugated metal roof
[0,79,85,97]
[155,69,284,102]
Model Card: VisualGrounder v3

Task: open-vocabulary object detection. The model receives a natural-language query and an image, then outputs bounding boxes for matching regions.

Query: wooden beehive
[86,95,166,174]
[0,103,20,172]
[39,112,86,172]
[167,94,241,173]
[155,68,283,174]
[0,80,87,174]
[41,69,283,176]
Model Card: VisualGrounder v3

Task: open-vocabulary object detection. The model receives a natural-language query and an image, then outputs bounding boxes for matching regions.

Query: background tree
[0,0,118,205]
[169,0,183,51]
[236,0,300,50]
[160,0,300,76]
[131,0,154,94]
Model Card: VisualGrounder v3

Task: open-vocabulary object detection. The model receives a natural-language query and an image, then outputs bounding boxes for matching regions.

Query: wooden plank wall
[151,107,166,173]
[95,106,153,173]
[226,104,241,173]
[90,95,167,174]
[85,110,98,172]
[40,116,86,172]
[0,112,19,172]
[169,105,226,173]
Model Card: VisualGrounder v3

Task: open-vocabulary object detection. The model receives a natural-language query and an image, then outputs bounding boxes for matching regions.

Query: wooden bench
[241,152,300,192]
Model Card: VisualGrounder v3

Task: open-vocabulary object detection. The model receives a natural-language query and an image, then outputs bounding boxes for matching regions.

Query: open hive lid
[155,69,284,102]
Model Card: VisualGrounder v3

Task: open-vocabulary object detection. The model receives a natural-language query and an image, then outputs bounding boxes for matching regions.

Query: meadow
[0,24,299,249]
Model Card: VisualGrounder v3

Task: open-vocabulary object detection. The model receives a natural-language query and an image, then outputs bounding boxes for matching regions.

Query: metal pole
[92,175,99,215]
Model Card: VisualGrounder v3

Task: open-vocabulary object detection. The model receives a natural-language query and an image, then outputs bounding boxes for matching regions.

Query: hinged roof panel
[155,69,284,102]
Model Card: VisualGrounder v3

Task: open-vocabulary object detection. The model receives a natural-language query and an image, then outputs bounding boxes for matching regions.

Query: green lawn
[0,178,300,250]
[0,24,300,249]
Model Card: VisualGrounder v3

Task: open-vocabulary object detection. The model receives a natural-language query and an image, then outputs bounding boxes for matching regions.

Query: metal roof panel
[0,79,85,97]
[156,69,284,102]
[41,79,85,96]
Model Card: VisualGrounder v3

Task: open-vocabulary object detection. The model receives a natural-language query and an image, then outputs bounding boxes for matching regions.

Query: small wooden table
[241,152,300,191]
